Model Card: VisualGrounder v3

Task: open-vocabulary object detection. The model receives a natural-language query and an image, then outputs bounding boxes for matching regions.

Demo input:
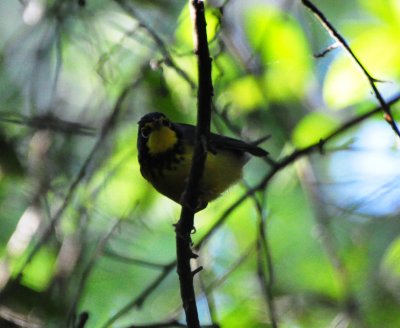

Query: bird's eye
[141,126,151,138]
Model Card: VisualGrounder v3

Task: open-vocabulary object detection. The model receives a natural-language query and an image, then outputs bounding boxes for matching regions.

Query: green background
[0,0,400,327]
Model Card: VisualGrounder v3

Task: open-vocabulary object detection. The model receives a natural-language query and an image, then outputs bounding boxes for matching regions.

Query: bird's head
[137,112,178,155]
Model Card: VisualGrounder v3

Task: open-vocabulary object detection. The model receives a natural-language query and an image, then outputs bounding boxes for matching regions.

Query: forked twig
[301,0,400,137]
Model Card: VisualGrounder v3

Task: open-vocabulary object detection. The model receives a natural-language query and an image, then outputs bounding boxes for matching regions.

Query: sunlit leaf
[381,236,400,294]
[292,112,338,148]
[245,6,311,101]
[322,54,371,109]
[226,76,265,111]
[12,247,57,292]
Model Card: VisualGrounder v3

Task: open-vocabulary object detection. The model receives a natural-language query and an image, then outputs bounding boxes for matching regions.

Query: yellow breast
[147,126,178,154]
[147,144,246,205]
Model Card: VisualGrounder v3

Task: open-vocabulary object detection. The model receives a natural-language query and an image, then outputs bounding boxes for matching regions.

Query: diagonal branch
[100,262,176,328]
[301,0,400,137]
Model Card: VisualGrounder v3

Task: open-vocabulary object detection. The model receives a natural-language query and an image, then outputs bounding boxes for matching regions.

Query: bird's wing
[176,123,268,157]
[209,132,268,157]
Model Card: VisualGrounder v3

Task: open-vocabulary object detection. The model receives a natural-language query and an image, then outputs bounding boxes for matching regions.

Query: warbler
[137,112,268,210]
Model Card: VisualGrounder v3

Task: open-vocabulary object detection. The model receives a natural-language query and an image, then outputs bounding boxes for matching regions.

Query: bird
[137,112,268,211]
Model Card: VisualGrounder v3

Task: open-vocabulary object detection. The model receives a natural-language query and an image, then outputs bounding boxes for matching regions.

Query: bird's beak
[152,118,163,130]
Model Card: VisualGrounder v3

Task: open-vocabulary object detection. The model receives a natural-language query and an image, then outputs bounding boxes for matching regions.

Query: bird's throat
[147,127,178,155]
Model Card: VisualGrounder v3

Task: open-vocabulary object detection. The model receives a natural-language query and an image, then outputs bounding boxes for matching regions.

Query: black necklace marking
[139,128,186,179]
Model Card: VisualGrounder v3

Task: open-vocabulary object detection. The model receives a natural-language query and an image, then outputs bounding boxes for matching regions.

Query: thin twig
[251,192,278,328]
[301,0,400,137]
[100,262,176,328]
[113,0,196,89]
[238,179,278,327]
[198,271,219,327]
[103,249,171,270]
[314,42,339,58]
[67,219,122,326]
[297,161,367,326]
[203,243,256,293]
[0,113,96,136]
[74,312,89,328]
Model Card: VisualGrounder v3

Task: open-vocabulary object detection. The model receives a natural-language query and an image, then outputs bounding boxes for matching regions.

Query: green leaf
[292,112,338,148]
[380,236,400,291]
[245,6,311,101]
[323,55,370,109]
[226,76,265,111]
[12,247,57,292]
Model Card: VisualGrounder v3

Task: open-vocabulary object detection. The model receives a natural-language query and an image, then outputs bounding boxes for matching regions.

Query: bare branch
[0,113,96,136]
[302,0,400,137]
[103,249,171,270]
[175,1,214,327]
[313,42,339,58]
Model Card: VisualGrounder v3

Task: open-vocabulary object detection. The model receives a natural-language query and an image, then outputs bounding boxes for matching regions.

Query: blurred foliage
[0,0,399,327]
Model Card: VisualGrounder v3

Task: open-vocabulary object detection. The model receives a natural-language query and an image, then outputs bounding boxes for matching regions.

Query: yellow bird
[137,112,268,210]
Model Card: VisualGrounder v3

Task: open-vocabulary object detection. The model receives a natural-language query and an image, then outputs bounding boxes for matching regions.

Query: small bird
[137,112,268,210]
